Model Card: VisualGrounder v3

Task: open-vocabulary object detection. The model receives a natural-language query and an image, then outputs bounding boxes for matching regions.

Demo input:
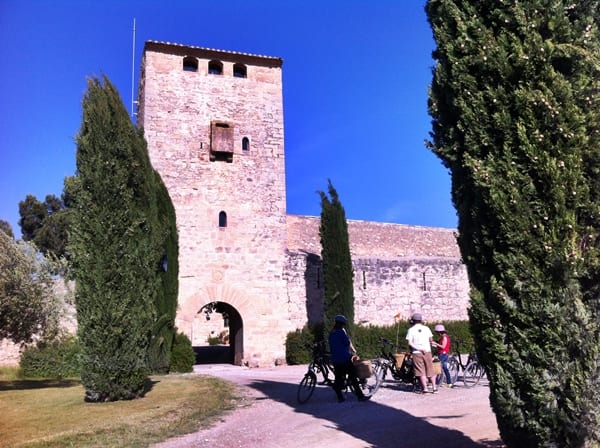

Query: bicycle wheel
[297,371,317,403]
[359,360,383,397]
[448,356,459,384]
[372,358,388,382]
[463,361,482,388]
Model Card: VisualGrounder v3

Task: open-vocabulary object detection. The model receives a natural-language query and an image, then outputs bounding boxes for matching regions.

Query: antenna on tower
[131,17,137,121]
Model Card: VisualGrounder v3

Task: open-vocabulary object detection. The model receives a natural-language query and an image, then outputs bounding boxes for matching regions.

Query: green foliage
[20,336,82,378]
[426,1,600,446]
[70,76,162,402]
[318,180,355,334]
[19,194,70,259]
[207,335,220,346]
[0,231,66,344]
[286,321,473,364]
[170,331,195,373]
[147,173,179,374]
[0,219,14,238]
[285,326,317,365]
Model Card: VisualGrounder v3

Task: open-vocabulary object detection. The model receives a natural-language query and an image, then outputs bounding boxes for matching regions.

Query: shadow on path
[243,378,504,448]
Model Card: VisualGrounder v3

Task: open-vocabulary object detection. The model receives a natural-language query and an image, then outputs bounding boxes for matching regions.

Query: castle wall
[285,216,469,332]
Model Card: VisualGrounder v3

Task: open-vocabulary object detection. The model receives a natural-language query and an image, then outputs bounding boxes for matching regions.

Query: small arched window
[242,137,250,151]
[208,60,223,75]
[183,56,198,72]
[233,63,247,78]
[219,211,227,228]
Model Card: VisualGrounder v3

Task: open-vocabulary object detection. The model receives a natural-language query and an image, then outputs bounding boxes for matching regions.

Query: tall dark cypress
[70,76,161,401]
[426,1,600,446]
[147,172,179,373]
[318,180,355,333]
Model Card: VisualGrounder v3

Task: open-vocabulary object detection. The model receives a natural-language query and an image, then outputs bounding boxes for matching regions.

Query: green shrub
[170,331,195,373]
[285,326,316,365]
[20,336,82,378]
[207,335,220,346]
[286,320,473,364]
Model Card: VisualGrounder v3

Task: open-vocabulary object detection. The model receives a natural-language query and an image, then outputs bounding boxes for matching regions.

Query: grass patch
[0,366,23,381]
[0,373,241,447]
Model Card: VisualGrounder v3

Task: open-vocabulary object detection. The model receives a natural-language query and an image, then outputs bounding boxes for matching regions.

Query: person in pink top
[406,313,437,393]
[433,324,453,387]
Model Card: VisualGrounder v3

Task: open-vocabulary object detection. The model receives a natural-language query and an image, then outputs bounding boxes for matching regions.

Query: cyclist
[328,314,369,402]
[406,313,438,393]
[433,324,453,387]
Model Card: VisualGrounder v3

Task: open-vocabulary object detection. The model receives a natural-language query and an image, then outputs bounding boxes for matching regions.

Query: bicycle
[297,341,382,404]
[441,339,485,388]
[373,338,420,391]
[297,341,334,403]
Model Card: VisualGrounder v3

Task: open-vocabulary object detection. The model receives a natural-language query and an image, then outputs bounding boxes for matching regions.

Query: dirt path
[153,364,505,448]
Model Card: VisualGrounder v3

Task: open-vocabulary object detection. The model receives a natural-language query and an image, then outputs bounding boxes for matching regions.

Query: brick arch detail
[179,284,252,322]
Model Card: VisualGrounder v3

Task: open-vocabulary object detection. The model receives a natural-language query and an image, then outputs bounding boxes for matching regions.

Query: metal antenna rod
[131,18,136,120]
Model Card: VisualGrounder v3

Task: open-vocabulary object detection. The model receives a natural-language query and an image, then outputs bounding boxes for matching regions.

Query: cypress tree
[147,172,179,373]
[70,76,161,401]
[318,180,355,334]
[426,1,600,446]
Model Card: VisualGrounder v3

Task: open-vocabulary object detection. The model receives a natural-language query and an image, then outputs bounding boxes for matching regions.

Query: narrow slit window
[233,63,247,78]
[242,137,250,151]
[208,60,223,75]
[183,56,198,72]
[219,211,227,228]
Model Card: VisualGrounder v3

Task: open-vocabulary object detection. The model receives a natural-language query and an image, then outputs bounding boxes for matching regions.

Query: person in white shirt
[406,313,438,393]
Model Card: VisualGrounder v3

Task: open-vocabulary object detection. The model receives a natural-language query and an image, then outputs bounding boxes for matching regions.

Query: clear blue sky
[0,0,456,238]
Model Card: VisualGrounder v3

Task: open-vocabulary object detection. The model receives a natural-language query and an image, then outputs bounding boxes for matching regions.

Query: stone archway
[193,302,244,366]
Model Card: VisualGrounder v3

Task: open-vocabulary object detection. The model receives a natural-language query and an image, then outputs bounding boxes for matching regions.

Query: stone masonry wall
[139,42,292,366]
[285,216,469,333]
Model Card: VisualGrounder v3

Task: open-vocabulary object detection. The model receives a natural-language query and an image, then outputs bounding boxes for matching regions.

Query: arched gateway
[194,301,243,365]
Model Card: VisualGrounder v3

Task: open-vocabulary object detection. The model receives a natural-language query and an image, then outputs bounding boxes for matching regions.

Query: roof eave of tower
[144,40,283,67]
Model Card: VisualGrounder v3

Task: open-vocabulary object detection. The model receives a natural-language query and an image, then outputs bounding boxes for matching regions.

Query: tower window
[208,60,223,75]
[183,56,198,72]
[219,211,227,228]
[242,137,250,151]
[210,121,234,162]
[233,63,247,78]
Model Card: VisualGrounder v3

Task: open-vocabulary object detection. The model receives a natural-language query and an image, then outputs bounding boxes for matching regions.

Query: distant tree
[18,194,70,258]
[318,180,355,335]
[35,211,70,259]
[0,231,64,344]
[19,194,46,241]
[70,75,163,402]
[426,1,600,446]
[0,220,14,239]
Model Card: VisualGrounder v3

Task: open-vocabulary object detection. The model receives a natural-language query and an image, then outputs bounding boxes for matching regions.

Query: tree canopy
[0,231,64,344]
[426,1,600,446]
[70,75,164,402]
[318,180,355,334]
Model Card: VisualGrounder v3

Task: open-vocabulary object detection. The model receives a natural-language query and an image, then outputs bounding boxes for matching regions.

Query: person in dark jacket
[328,314,369,402]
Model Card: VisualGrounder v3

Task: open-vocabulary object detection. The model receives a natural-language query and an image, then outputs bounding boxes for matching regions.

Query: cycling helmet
[434,324,446,332]
[334,314,348,324]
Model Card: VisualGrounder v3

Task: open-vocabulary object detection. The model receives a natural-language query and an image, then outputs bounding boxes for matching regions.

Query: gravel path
[153,364,505,448]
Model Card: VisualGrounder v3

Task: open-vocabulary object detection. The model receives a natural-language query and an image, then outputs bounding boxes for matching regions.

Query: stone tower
[138,41,291,366]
